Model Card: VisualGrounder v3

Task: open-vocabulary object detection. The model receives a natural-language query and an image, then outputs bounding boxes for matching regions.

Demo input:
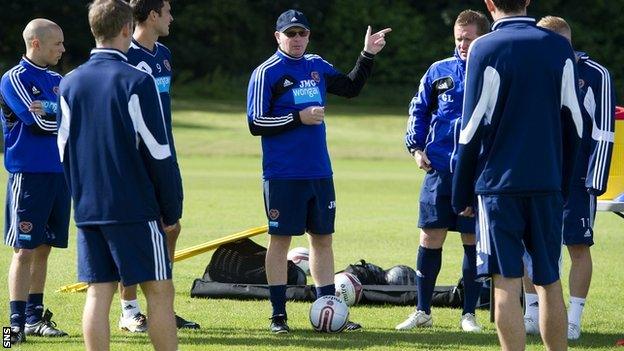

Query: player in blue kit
[396,10,489,333]
[119,0,198,332]
[452,1,583,350]
[58,0,180,349]
[247,9,390,334]
[0,18,69,345]
[522,16,616,341]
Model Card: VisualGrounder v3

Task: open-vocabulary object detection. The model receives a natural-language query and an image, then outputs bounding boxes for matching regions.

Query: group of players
[0,0,616,350]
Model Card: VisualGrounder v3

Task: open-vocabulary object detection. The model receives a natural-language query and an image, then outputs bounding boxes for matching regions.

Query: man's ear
[484,0,496,13]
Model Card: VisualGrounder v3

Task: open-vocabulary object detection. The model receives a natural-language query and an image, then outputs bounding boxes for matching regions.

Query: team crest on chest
[53,86,60,95]
[311,71,320,83]
[578,79,585,89]
[163,59,171,71]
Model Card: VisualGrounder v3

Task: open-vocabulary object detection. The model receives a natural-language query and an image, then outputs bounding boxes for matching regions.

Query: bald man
[0,18,69,345]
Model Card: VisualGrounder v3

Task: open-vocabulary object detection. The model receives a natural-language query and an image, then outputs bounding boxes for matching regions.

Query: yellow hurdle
[599,106,624,200]
[57,225,268,293]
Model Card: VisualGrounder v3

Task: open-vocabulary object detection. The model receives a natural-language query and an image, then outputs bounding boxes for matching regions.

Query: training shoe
[524,316,540,335]
[25,309,68,337]
[395,310,433,330]
[460,313,482,332]
[175,314,200,329]
[568,323,581,340]
[269,314,289,334]
[344,321,363,331]
[10,326,26,345]
[119,312,148,333]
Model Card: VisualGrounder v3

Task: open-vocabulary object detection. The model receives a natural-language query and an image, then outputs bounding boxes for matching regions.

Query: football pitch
[0,99,622,350]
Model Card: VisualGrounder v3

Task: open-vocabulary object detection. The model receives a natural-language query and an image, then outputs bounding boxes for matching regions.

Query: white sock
[524,293,539,321]
[568,296,586,327]
[121,299,141,319]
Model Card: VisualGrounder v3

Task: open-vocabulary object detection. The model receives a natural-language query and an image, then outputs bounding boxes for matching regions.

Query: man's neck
[96,39,129,54]
[133,26,158,51]
[25,51,47,67]
[492,9,527,22]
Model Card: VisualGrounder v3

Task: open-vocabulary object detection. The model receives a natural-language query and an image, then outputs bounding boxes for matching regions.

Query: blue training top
[574,52,616,195]
[405,49,466,173]
[58,49,182,226]
[452,17,583,210]
[0,57,63,173]
[247,49,374,180]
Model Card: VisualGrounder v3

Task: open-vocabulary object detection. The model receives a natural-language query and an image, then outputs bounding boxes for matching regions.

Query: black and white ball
[309,295,349,333]
[334,272,363,306]
[287,247,310,275]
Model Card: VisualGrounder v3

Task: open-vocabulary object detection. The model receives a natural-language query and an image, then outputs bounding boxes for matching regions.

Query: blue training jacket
[405,49,465,173]
[0,57,63,173]
[574,52,616,195]
[452,17,583,210]
[58,49,182,226]
[247,49,374,180]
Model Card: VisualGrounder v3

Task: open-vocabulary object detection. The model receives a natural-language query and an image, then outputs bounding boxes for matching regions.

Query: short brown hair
[130,0,170,23]
[492,0,527,14]
[88,0,133,43]
[455,10,490,36]
[537,16,572,38]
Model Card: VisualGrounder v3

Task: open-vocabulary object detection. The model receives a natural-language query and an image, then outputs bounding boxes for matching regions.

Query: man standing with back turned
[452,1,583,350]
[522,16,616,341]
[0,18,69,345]
[119,0,199,332]
[58,0,180,349]
[247,9,390,334]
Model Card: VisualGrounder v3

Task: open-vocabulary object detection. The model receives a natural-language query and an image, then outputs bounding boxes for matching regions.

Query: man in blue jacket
[58,0,180,349]
[452,0,583,350]
[522,16,616,341]
[246,9,390,334]
[396,9,490,333]
[0,18,69,345]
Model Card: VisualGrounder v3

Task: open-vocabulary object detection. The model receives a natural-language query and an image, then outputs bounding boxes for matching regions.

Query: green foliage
[0,1,622,104]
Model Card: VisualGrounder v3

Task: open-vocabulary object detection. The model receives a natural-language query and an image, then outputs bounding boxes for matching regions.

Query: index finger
[374,28,392,36]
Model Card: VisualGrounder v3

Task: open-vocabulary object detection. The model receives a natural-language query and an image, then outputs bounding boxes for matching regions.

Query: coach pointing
[246,9,390,334]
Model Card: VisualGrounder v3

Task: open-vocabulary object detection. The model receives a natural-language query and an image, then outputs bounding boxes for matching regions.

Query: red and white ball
[287,247,310,275]
[334,272,363,306]
[309,295,349,333]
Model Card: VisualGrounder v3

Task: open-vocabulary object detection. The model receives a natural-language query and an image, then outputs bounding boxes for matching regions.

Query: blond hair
[537,16,572,40]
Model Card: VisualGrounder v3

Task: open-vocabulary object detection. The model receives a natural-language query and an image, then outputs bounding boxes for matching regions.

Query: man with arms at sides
[0,18,69,345]
[246,9,390,334]
[58,0,180,349]
[396,9,489,333]
[522,15,615,341]
[120,0,199,332]
[452,0,583,350]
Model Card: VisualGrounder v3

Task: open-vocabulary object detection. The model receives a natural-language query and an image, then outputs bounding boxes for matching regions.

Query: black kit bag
[343,260,387,285]
[204,238,306,285]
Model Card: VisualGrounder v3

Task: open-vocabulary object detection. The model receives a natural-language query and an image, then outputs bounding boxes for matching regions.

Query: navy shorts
[562,187,595,246]
[4,172,70,249]
[475,193,563,286]
[77,220,172,286]
[263,178,336,236]
[419,170,475,233]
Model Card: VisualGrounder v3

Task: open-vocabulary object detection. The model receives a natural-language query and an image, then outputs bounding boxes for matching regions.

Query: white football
[287,247,310,275]
[334,272,363,306]
[309,295,349,333]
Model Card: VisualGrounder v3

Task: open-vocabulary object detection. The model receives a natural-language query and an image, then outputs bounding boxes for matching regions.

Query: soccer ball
[334,272,363,306]
[309,295,349,333]
[385,265,417,285]
[287,247,310,275]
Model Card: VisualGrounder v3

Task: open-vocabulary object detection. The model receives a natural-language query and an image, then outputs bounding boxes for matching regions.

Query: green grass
[1,99,623,350]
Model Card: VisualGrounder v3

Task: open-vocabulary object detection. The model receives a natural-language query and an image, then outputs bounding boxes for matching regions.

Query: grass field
[1,99,623,350]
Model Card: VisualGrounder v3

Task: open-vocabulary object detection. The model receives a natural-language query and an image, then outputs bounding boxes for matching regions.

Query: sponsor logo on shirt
[41,100,58,114]
[155,76,171,93]
[269,221,279,228]
[31,85,41,95]
[283,79,293,87]
[293,79,321,104]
